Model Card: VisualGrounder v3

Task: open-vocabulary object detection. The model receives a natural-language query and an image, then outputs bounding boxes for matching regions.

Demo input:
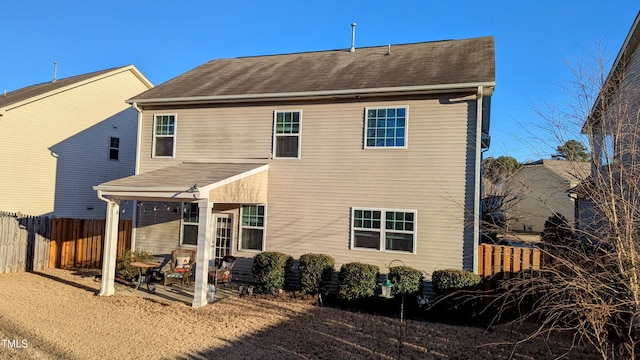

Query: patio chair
[163,248,196,290]
[208,255,236,287]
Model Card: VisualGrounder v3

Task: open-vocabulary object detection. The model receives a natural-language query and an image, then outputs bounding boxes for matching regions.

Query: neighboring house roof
[129,36,495,105]
[583,11,640,131]
[0,65,153,113]
[523,160,591,184]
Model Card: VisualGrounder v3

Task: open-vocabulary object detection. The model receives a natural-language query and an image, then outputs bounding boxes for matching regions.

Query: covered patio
[115,278,244,306]
[93,161,268,308]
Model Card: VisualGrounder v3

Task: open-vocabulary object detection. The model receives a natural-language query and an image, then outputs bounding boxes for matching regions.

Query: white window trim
[363,106,409,150]
[239,204,267,252]
[272,110,302,159]
[152,113,177,158]
[108,136,119,161]
[180,202,198,247]
[350,207,417,254]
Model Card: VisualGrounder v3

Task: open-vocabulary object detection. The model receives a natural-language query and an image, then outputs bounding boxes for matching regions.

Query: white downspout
[96,190,120,296]
[130,102,143,252]
[473,86,484,274]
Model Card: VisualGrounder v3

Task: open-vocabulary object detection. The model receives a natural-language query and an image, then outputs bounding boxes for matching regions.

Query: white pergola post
[192,200,214,308]
[99,198,120,296]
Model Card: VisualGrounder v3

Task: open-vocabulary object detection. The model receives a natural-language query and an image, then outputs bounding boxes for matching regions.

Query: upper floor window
[365,107,407,148]
[240,204,266,251]
[181,202,198,246]
[351,208,415,253]
[601,134,614,166]
[273,111,301,158]
[109,137,120,161]
[153,114,176,157]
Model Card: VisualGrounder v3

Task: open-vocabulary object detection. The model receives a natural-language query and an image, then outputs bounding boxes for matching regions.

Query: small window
[181,203,198,246]
[602,134,614,166]
[109,137,120,161]
[153,114,176,157]
[240,204,266,251]
[351,208,415,252]
[365,107,407,148]
[274,111,301,158]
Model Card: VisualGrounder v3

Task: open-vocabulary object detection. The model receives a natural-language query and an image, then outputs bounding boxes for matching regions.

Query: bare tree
[481,156,523,243]
[486,40,640,359]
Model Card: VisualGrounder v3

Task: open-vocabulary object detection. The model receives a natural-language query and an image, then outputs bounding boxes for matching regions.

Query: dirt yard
[0,269,597,359]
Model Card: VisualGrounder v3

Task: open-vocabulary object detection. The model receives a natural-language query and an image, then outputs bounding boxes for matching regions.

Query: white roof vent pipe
[53,61,58,83]
[350,23,357,52]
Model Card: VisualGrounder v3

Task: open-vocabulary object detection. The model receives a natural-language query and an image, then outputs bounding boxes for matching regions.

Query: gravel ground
[0,269,597,359]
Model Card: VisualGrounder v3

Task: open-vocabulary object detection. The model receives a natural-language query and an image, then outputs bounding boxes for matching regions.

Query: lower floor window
[181,203,199,246]
[351,208,415,252]
[240,204,266,251]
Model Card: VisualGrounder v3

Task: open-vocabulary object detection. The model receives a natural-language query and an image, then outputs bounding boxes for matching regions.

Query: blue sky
[2,1,638,162]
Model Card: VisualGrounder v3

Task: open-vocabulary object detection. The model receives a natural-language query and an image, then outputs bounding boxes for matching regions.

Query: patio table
[130,261,161,293]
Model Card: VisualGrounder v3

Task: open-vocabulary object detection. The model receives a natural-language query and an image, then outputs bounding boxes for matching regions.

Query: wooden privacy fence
[49,218,131,269]
[0,212,131,273]
[0,212,51,273]
[478,243,542,278]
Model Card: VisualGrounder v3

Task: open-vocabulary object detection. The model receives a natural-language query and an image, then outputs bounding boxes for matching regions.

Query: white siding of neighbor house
[0,68,150,218]
[136,93,479,276]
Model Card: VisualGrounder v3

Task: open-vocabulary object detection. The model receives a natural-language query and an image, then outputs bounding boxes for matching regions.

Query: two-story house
[579,12,640,241]
[95,37,495,307]
[0,65,153,218]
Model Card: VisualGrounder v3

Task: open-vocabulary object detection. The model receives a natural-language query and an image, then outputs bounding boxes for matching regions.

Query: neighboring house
[95,37,496,307]
[506,160,590,233]
[579,12,640,237]
[0,66,153,218]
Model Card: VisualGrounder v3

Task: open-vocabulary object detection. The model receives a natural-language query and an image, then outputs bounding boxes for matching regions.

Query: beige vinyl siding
[138,107,273,174]
[136,93,479,276]
[263,97,475,275]
[208,170,268,203]
[0,69,149,218]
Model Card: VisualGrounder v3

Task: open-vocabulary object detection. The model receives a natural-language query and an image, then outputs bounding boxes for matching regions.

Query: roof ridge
[229,37,492,60]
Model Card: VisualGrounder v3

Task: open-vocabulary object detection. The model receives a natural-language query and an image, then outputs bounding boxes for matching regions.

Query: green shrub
[388,266,423,294]
[252,251,293,294]
[115,250,154,281]
[431,269,481,295]
[338,262,379,301]
[299,253,335,295]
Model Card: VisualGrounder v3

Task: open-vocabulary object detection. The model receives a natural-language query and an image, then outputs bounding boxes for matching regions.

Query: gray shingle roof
[97,162,268,190]
[0,67,127,110]
[525,160,591,183]
[130,36,495,102]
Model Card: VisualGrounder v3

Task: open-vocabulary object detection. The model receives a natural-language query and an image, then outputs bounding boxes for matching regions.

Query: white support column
[192,200,213,308]
[99,199,120,296]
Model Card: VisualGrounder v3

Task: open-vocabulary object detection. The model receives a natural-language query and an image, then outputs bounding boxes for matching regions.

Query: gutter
[128,81,496,106]
[473,86,484,274]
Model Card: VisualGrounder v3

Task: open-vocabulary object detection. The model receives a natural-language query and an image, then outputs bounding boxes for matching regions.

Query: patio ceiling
[94,162,269,202]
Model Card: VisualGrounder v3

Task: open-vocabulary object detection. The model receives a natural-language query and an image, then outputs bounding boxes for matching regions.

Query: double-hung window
[351,208,416,253]
[240,204,266,251]
[273,110,301,158]
[109,137,120,161]
[365,107,407,148]
[181,203,199,246]
[153,114,176,157]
